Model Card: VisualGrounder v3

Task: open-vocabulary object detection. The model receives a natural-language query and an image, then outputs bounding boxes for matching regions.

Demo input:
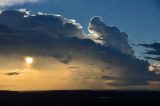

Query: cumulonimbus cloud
[88,16,134,56]
[0,10,159,88]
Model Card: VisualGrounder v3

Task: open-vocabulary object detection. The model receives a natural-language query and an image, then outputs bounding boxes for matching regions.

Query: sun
[25,57,34,65]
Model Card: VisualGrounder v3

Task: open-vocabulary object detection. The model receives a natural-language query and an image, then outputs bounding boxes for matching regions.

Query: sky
[0,0,160,91]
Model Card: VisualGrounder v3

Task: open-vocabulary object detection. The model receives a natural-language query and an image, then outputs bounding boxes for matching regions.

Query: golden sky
[0,56,159,91]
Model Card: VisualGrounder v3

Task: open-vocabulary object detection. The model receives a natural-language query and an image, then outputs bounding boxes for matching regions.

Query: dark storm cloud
[139,42,160,61]
[98,46,160,86]
[0,10,84,38]
[0,10,84,56]
[0,10,159,86]
[87,17,160,85]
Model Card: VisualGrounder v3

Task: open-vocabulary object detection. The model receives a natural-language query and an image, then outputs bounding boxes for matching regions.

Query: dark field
[0,90,160,106]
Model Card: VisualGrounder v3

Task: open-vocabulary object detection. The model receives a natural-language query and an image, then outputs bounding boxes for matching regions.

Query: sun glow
[148,63,160,74]
[25,57,34,65]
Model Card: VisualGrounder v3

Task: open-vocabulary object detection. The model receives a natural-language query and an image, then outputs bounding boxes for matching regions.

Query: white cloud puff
[0,0,39,9]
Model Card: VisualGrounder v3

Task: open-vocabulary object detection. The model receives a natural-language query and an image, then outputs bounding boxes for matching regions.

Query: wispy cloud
[139,42,160,61]
[0,0,39,9]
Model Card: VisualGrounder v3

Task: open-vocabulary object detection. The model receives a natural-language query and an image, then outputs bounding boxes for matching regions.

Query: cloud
[0,10,159,88]
[52,54,72,64]
[5,72,20,76]
[88,16,134,56]
[145,57,160,61]
[0,0,39,9]
[67,67,80,69]
[0,10,84,56]
[139,42,160,61]
[139,42,160,55]
[138,42,160,75]
[102,76,121,80]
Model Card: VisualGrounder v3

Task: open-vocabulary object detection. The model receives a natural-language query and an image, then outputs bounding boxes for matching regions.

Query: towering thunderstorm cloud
[0,10,159,88]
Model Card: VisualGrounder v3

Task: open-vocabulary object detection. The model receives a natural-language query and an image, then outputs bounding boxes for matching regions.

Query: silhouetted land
[0,90,160,106]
